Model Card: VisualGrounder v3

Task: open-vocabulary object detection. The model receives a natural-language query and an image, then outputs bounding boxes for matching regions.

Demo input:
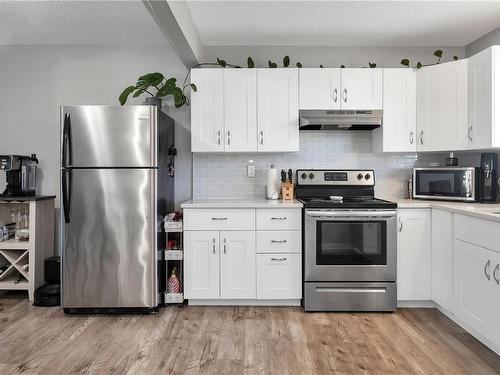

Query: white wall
[466,26,500,57]
[201,46,465,68]
[0,45,192,209]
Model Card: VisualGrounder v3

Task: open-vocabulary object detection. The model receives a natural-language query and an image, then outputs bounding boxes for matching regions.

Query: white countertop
[391,198,500,223]
[180,198,303,209]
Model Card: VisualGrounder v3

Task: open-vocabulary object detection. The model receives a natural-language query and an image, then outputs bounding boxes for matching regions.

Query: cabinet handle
[211,217,228,221]
[212,238,216,254]
[333,88,338,103]
[398,217,403,232]
[420,130,424,145]
[271,240,287,243]
[484,260,491,280]
[260,130,264,145]
[409,131,414,145]
[271,217,287,220]
[227,130,231,145]
[343,88,348,103]
[223,238,227,254]
[270,257,287,261]
[467,126,473,143]
[494,264,499,285]
[217,130,221,145]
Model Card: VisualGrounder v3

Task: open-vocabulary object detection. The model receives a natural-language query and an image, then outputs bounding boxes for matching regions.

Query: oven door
[305,209,397,282]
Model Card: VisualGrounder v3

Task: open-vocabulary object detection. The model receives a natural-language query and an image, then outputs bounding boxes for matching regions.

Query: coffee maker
[0,154,38,197]
[479,153,499,203]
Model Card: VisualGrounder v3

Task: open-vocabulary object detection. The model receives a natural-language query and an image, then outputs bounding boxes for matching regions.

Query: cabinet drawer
[455,214,500,253]
[257,254,302,299]
[257,231,301,253]
[184,209,255,231]
[256,209,301,230]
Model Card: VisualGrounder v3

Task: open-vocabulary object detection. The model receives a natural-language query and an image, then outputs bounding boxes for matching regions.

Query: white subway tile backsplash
[192,132,495,200]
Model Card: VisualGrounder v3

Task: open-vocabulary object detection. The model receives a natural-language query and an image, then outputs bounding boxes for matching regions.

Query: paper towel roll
[266,164,279,200]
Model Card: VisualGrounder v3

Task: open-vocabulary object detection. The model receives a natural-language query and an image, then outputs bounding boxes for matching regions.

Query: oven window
[415,169,473,198]
[316,221,387,265]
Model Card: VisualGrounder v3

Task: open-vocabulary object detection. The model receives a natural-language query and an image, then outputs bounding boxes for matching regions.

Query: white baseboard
[188,299,301,306]
[397,300,436,308]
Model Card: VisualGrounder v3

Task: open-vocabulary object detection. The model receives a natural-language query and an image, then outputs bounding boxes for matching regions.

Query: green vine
[119,50,459,107]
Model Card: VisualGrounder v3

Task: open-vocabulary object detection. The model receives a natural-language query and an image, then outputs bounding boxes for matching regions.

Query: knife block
[281,182,294,200]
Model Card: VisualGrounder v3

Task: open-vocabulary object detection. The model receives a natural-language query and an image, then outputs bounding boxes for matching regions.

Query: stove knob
[357,173,364,180]
[301,173,307,180]
[309,173,315,180]
[365,173,371,180]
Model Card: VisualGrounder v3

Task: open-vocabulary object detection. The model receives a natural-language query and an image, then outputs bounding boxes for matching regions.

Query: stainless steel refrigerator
[60,105,175,313]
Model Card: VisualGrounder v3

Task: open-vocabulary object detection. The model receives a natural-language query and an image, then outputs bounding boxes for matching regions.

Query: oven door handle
[306,210,397,219]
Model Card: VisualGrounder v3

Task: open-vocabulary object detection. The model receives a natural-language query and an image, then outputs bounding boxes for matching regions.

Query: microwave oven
[413,167,479,202]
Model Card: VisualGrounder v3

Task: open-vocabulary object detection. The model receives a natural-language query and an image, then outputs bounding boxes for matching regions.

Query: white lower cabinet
[397,209,431,301]
[454,239,496,341]
[184,207,302,303]
[431,209,454,312]
[184,231,220,299]
[257,254,301,299]
[220,231,256,299]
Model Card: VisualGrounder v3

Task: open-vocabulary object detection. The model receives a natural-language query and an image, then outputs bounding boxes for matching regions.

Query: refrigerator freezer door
[60,105,157,168]
[62,168,157,308]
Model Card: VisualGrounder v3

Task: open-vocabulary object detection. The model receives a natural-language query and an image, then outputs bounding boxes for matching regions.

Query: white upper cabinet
[190,69,224,152]
[340,68,383,110]
[257,69,299,152]
[397,209,431,301]
[373,69,416,152]
[224,69,258,152]
[416,59,468,151]
[468,46,500,149]
[191,68,298,153]
[299,68,341,109]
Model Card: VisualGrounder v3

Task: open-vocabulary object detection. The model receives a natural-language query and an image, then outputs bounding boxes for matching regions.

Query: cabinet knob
[333,88,338,103]
[494,263,500,285]
[343,88,348,103]
[484,260,491,280]
[409,131,414,145]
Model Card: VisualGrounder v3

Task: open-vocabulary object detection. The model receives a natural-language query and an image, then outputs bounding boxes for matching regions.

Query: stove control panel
[297,169,375,186]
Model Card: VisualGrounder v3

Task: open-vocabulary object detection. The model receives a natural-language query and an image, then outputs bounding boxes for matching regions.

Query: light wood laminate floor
[1,292,499,374]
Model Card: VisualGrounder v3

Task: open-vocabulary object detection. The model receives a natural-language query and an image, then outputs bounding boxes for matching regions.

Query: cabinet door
[431,209,454,312]
[299,68,341,109]
[468,47,494,149]
[340,69,382,109]
[220,231,256,299]
[454,239,495,341]
[493,253,500,348]
[375,69,416,152]
[397,209,431,300]
[257,69,299,152]
[224,69,258,152]
[257,254,301,299]
[416,60,468,151]
[191,69,224,152]
[184,231,219,299]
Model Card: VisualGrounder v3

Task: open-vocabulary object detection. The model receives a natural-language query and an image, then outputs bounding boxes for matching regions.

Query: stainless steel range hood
[299,109,383,130]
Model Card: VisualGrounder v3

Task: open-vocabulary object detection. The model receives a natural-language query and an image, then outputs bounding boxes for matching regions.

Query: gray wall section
[466,26,500,57]
[0,45,192,252]
[200,46,465,68]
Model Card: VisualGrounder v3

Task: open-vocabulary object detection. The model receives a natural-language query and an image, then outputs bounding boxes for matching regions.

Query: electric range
[296,169,397,312]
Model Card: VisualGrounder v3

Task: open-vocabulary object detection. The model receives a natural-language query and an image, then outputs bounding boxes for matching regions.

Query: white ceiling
[0,0,169,45]
[185,0,500,47]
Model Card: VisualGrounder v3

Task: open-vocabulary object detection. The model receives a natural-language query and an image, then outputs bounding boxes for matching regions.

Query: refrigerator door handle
[62,170,72,223]
[62,113,73,167]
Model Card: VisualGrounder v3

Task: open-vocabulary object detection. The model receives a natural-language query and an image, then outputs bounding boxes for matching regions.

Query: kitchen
[2,1,500,374]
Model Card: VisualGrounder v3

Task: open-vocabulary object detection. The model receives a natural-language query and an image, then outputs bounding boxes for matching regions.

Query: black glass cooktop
[298,197,397,209]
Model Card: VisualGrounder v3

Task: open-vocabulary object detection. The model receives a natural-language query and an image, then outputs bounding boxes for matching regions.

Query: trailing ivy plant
[120,50,459,107]
[400,49,459,69]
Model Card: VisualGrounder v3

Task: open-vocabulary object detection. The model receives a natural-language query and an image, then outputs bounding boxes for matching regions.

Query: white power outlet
[247,160,256,178]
